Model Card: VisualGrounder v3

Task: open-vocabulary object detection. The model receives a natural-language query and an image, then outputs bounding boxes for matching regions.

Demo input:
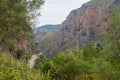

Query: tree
[105,8,120,59]
[0,0,44,53]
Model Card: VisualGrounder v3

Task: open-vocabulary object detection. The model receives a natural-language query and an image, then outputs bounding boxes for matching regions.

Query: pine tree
[0,0,44,53]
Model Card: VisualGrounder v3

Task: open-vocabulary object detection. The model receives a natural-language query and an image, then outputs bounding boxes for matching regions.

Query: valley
[0,0,120,80]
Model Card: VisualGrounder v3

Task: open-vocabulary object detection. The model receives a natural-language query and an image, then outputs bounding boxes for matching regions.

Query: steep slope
[40,0,120,57]
[57,0,120,49]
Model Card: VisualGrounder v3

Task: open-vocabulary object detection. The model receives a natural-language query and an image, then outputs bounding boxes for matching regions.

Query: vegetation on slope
[105,8,120,60]
[0,0,120,80]
[34,45,120,80]
[34,24,61,34]
[0,52,50,80]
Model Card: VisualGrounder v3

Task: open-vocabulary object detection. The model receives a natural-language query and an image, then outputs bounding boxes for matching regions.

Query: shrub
[34,54,47,69]
[91,57,120,80]
[15,49,25,59]
[75,74,106,80]
[34,45,120,80]
[41,52,93,80]
[0,52,50,80]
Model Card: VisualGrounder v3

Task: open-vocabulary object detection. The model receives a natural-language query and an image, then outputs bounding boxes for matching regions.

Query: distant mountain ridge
[34,24,61,42]
[34,24,61,34]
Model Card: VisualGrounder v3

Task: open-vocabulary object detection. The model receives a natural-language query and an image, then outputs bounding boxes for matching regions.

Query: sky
[37,0,90,27]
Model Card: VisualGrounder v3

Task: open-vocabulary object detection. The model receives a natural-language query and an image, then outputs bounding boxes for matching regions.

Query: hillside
[0,0,120,80]
[39,0,120,57]
[34,24,60,41]
[34,24,61,33]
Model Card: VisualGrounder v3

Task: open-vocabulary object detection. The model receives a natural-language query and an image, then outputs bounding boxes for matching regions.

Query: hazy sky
[37,0,90,27]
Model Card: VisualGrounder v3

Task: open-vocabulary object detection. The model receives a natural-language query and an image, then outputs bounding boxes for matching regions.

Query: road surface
[29,53,42,68]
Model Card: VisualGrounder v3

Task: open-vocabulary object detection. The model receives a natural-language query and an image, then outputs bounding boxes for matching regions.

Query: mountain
[39,0,120,57]
[34,24,61,34]
[34,24,60,41]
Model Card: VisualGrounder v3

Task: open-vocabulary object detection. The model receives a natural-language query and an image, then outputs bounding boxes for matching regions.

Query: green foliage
[1,0,120,80]
[0,0,44,53]
[0,52,50,80]
[33,45,120,80]
[105,8,120,60]
[83,46,99,58]
[91,57,120,80]
[20,52,32,63]
[75,74,105,80]
[15,49,25,59]
[34,54,47,69]
[41,52,93,80]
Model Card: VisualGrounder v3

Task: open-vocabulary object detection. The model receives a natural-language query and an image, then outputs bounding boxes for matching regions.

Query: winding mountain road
[29,53,42,68]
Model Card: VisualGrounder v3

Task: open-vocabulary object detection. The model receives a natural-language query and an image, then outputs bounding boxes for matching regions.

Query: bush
[15,49,25,59]
[82,46,100,59]
[34,54,47,69]
[33,45,120,80]
[91,57,120,80]
[0,52,50,80]
[41,52,93,80]
[75,74,105,80]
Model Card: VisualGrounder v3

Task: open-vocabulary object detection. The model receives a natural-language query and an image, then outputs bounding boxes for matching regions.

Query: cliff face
[41,0,120,57]
[55,0,120,50]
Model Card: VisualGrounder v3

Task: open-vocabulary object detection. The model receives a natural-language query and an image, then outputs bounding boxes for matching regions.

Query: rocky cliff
[56,0,120,50]
[40,0,120,57]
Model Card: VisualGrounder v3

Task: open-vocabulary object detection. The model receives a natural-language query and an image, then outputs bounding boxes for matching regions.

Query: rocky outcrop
[56,0,120,50]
